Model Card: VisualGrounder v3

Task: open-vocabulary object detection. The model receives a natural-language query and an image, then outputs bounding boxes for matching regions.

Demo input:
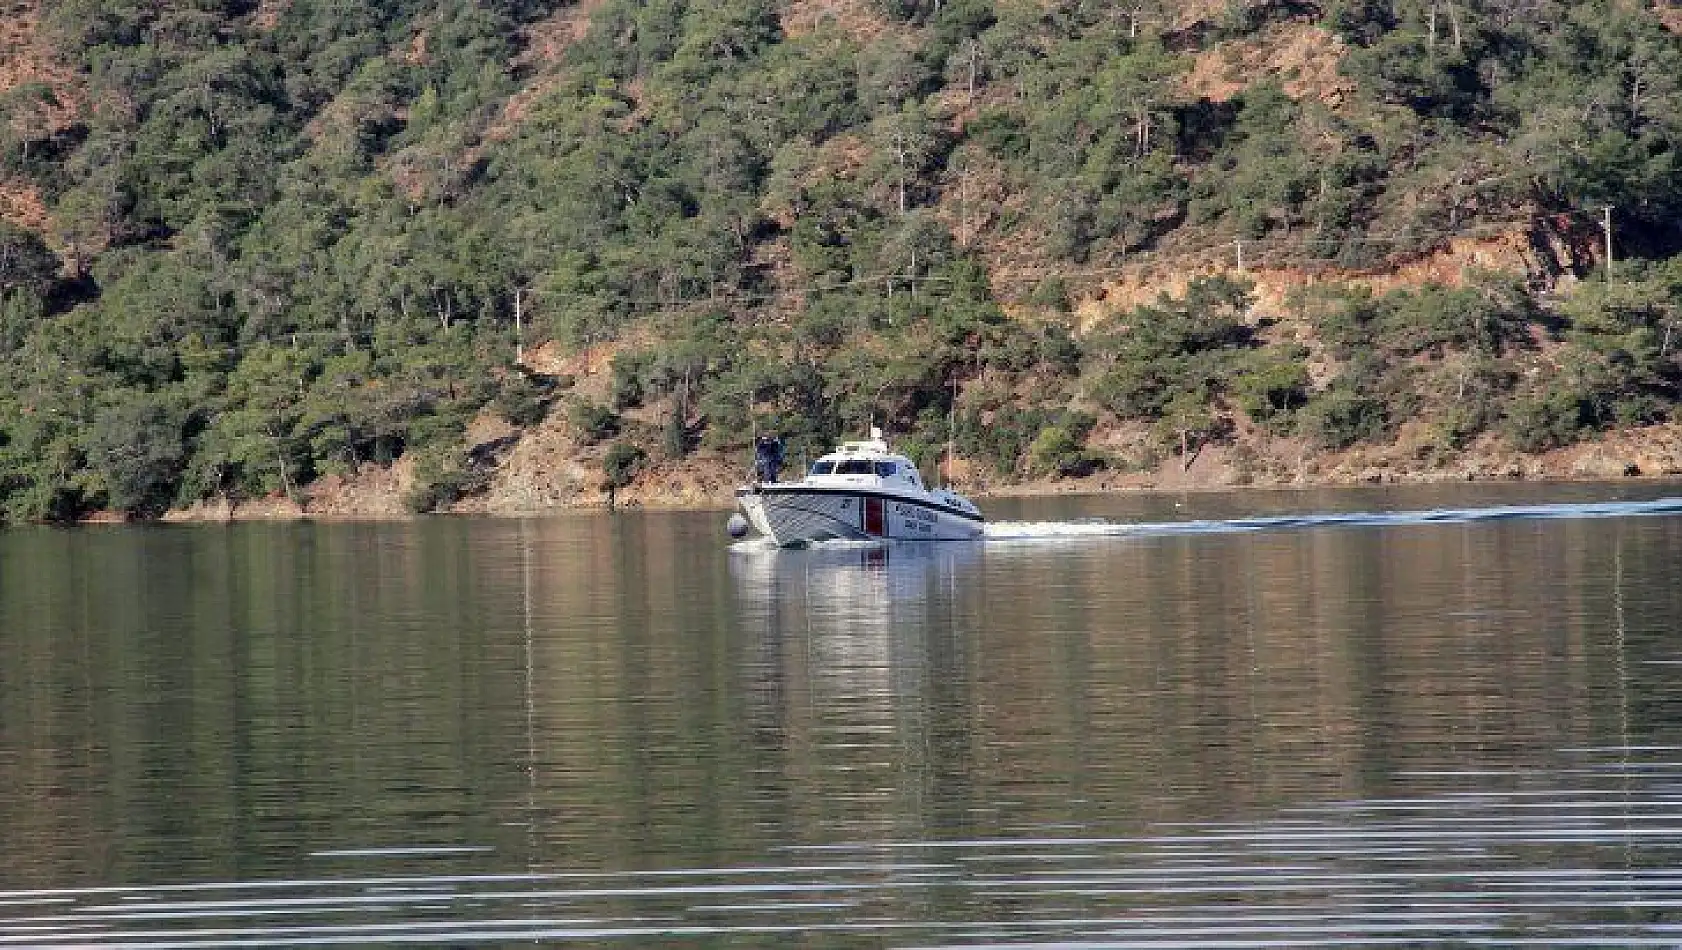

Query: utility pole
[1603,206,1615,288]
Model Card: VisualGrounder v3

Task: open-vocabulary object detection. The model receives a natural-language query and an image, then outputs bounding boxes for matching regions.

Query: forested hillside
[2,0,1680,520]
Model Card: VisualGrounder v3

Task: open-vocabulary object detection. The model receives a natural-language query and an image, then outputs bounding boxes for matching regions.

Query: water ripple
[7,751,1682,946]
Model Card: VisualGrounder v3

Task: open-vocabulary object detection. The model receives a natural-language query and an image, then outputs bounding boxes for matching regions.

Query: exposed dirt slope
[0,180,49,232]
[488,0,609,139]
[1657,0,1682,32]
[1182,22,1354,107]
[779,0,892,41]
[0,0,82,234]
[0,2,81,131]
[1072,228,1567,332]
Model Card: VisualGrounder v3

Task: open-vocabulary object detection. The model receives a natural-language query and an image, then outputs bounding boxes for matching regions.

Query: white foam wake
[983,497,1682,542]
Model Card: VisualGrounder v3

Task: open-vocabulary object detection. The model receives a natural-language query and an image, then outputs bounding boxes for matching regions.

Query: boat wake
[984,496,1682,542]
[728,497,1682,551]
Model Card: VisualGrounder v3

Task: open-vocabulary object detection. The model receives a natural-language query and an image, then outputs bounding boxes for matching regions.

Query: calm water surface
[6,482,1682,947]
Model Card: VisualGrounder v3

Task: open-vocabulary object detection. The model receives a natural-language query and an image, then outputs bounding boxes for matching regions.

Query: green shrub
[602,441,646,490]
[955,403,1059,474]
[1376,284,1534,356]
[610,353,649,410]
[1504,390,1580,453]
[1026,411,1102,477]
[1026,277,1071,312]
[1035,323,1082,374]
[965,107,1028,159]
[86,398,187,517]
[1231,350,1310,425]
[493,371,558,427]
[1300,388,1388,450]
[1434,399,1498,451]
[567,400,621,443]
[1152,390,1224,458]
[1092,361,1175,419]
[404,447,485,513]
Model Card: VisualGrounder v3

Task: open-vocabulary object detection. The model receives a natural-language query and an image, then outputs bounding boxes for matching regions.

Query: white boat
[734,429,985,546]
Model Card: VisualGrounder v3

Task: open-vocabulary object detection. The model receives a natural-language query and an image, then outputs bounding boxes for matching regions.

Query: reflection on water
[4,486,1682,945]
[731,543,979,848]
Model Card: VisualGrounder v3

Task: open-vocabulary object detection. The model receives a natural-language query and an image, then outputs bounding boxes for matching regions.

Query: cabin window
[809,461,835,476]
[874,461,897,476]
[835,460,876,475]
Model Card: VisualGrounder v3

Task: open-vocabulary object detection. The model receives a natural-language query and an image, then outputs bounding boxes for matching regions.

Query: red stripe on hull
[862,495,884,536]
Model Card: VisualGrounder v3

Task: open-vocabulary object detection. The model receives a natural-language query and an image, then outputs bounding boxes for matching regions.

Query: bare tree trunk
[958,165,968,248]
[512,285,525,363]
[272,429,295,500]
[966,38,979,103]
[895,132,908,214]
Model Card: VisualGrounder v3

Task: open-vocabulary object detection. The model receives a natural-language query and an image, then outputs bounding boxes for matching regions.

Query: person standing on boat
[754,434,785,483]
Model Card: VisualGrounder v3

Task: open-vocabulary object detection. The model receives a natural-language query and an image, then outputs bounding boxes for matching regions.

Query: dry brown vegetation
[779,0,892,42]
[1071,229,1559,332]
[486,0,610,141]
[1656,0,1682,31]
[1181,22,1354,107]
[0,180,50,232]
[520,0,608,65]
[0,0,82,234]
[251,0,291,31]
[0,1,82,131]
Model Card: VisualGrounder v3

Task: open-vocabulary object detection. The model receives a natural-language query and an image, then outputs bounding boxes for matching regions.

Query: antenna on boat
[945,374,957,490]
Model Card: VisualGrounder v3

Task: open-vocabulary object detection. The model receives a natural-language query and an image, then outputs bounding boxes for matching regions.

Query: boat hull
[735,486,984,546]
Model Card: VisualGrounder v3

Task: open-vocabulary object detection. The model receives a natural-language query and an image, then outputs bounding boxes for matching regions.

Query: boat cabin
[805,452,926,490]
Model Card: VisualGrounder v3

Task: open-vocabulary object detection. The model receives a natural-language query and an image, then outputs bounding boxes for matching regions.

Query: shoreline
[112,466,1682,525]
